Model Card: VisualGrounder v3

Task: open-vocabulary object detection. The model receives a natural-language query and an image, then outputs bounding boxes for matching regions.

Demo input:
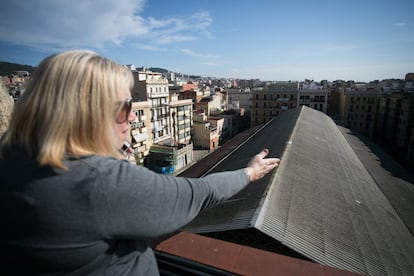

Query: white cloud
[156,35,197,44]
[201,61,220,66]
[145,11,213,44]
[132,43,166,51]
[314,43,361,52]
[0,0,213,49]
[393,22,407,27]
[0,0,148,48]
[181,49,218,59]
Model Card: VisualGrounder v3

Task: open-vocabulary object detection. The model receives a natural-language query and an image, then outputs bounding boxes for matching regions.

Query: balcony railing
[133,133,148,143]
[277,98,289,102]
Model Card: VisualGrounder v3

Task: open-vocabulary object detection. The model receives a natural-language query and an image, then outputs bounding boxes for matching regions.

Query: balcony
[153,125,163,132]
[277,98,289,102]
[132,133,148,143]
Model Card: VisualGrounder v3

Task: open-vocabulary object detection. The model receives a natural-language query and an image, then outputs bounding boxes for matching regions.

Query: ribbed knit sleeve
[88,157,249,239]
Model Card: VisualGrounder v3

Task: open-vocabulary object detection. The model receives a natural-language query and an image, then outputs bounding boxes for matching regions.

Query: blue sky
[0,0,413,82]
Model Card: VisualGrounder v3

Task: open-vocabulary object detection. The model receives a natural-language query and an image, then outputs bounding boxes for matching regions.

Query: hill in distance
[0,61,36,76]
[0,61,203,80]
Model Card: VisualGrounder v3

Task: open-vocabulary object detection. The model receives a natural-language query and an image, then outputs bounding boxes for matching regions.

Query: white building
[297,81,328,113]
[132,71,171,143]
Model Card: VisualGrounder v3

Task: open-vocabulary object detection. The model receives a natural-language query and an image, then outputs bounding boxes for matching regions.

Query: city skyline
[0,0,413,82]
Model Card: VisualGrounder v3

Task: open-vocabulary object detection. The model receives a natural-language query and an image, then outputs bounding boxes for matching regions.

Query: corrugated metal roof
[184,107,301,233]
[182,106,414,276]
[338,126,414,235]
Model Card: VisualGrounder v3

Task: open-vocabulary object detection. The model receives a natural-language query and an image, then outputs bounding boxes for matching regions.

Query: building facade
[297,81,328,113]
[132,71,171,143]
[251,82,298,126]
[338,90,379,137]
[196,92,225,116]
[373,93,414,163]
[226,88,252,112]
[130,101,152,165]
[192,112,221,151]
[169,94,193,145]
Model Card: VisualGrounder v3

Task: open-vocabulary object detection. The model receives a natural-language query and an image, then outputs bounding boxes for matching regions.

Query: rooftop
[156,106,414,276]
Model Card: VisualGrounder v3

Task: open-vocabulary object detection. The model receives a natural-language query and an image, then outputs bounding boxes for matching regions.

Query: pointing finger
[257,148,269,159]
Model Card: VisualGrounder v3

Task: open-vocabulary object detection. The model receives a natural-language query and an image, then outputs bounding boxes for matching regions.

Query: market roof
[181,106,414,276]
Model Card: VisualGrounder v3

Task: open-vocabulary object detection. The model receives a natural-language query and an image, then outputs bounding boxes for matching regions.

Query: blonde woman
[0,50,280,275]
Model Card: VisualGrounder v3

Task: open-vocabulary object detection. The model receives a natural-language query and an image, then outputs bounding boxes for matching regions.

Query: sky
[0,0,413,82]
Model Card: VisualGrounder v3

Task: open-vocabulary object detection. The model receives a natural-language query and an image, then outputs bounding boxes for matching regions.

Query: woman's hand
[244,149,280,182]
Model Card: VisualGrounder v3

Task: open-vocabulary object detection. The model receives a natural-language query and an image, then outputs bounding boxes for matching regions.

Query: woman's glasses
[116,98,133,123]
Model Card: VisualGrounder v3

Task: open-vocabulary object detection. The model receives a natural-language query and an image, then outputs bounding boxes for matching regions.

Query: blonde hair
[0,50,134,169]
[0,82,14,136]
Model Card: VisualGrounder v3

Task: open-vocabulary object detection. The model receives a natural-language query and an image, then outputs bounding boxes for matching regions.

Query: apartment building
[146,141,194,175]
[219,109,245,140]
[398,95,414,150]
[374,93,414,157]
[226,88,252,112]
[192,112,221,150]
[177,89,208,111]
[408,115,414,168]
[195,91,225,116]
[338,89,378,138]
[297,81,328,113]
[144,94,194,175]
[169,94,193,145]
[132,71,170,143]
[130,101,152,165]
[251,82,298,126]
